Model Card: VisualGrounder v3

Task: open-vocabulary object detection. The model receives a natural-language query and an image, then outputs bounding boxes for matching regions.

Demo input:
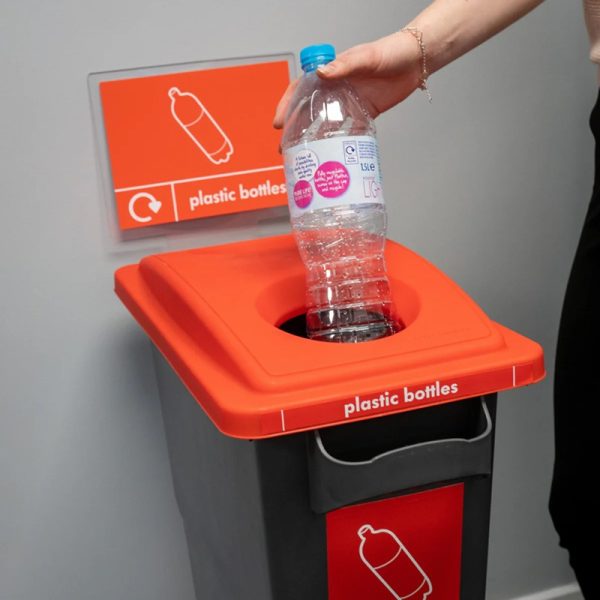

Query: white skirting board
[511,583,582,600]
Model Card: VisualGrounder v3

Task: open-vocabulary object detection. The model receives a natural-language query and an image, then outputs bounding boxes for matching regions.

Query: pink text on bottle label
[293,179,313,208]
[314,161,350,198]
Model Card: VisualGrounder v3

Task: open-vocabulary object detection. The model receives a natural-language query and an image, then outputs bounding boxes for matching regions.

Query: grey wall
[0,1,593,599]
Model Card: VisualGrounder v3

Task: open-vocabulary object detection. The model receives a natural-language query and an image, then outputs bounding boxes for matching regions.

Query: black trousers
[550,91,600,599]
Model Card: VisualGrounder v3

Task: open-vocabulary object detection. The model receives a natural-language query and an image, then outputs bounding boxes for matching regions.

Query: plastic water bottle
[282,44,398,343]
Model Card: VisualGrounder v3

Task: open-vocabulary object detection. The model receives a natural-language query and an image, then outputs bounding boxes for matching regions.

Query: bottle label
[284,135,384,218]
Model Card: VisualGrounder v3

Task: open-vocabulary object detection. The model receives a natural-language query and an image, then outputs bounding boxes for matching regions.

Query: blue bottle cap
[300,44,336,72]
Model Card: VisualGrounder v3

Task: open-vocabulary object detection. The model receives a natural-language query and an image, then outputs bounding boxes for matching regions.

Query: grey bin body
[153,348,497,600]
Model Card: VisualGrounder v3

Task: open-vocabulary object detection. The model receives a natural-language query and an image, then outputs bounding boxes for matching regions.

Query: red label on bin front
[327,484,463,600]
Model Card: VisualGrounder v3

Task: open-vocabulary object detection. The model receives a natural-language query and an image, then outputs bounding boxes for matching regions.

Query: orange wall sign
[99,60,290,230]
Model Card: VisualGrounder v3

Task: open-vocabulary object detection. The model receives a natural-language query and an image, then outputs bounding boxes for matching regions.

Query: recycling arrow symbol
[129,192,162,223]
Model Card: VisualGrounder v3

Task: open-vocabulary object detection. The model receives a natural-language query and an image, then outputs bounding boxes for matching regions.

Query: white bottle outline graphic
[168,87,234,165]
[358,524,433,600]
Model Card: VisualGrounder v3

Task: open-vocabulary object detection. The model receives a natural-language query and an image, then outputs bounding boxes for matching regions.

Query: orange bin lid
[115,234,545,439]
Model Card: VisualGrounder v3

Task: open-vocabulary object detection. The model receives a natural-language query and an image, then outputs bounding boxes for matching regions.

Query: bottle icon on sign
[358,525,432,600]
[168,87,233,165]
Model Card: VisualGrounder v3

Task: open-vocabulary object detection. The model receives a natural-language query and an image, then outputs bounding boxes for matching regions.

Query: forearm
[408,0,545,73]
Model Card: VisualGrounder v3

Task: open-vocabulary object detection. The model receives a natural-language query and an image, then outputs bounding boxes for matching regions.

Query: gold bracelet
[400,27,432,102]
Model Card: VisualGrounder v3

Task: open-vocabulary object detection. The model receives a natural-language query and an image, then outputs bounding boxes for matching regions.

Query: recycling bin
[115,234,544,600]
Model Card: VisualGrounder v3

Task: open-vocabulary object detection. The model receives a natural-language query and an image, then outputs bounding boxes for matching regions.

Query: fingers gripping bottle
[282,44,399,342]
[358,525,433,600]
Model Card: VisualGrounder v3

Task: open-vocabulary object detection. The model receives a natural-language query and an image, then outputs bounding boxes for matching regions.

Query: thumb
[316,43,381,79]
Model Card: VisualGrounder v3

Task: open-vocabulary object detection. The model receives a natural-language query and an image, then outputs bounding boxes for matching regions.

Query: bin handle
[314,398,492,467]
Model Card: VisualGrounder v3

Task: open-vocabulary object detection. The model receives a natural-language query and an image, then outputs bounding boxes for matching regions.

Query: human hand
[273,32,424,129]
